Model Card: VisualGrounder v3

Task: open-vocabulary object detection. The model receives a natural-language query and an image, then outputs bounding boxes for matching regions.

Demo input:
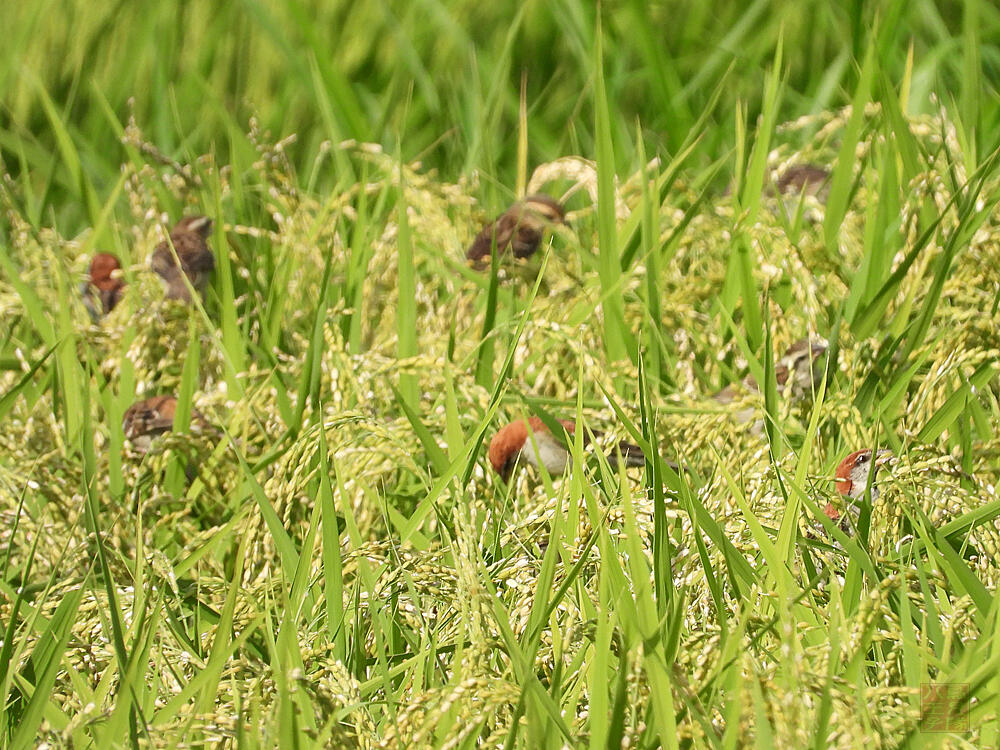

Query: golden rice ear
[874,450,893,466]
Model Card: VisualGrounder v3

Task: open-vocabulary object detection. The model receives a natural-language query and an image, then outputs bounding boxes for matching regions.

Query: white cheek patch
[851,464,880,500]
[522,434,569,474]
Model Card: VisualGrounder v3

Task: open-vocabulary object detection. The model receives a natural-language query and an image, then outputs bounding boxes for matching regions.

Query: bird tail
[606,441,684,473]
[607,441,647,468]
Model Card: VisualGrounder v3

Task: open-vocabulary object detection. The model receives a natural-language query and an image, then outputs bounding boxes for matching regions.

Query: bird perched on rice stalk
[713,337,829,423]
[823,449,982,560]
[822,448,893,527]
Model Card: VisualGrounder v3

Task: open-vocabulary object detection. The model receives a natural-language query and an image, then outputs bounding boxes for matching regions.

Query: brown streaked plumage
[714,337,828,406]
[772,337,829,397]
[488,416,647,481]
[150,216,215,302]
[466,195,565,265]
[122,394,210,454]
[123,395,179,453]
[82,253,125,319]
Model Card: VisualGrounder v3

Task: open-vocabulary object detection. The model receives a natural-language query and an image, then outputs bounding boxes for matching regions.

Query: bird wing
[608,440,647,467]
[126,408,175,438]
[773,362,790,387]
[99,286,122,315]
[173,234,215,273]
[150,243,178,276]
[466,212,517,261]
[511,223,543,258]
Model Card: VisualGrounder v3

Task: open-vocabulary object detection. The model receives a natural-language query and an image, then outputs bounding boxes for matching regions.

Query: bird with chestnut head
[488,415,648,482]
[81,253,125,319]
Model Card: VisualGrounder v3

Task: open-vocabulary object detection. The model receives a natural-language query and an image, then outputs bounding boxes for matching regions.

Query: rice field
[2,1,1000,748]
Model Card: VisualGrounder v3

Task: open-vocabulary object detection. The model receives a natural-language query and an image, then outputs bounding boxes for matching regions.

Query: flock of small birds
[85,161,889,543]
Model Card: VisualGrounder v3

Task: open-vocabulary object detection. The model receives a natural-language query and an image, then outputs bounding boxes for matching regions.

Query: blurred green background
[2,0,999,231]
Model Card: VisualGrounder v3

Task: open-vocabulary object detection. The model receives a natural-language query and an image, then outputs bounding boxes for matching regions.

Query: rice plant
[2,1,1000,748]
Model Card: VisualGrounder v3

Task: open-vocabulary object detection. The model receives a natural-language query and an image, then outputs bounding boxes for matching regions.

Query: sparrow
[122,395,208,453]
[721,164,831,202]
[835,448,893,500]
[714,337,828,405]
[488,416,646,481]
[150,216,215,302]
[822,450,981,562]
[81,253,125,319]
[823,448,893,523]
[466,195,565,265]
[773,164,831,200]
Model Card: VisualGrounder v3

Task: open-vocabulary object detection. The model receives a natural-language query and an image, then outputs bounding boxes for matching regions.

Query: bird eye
[857,453,869,464]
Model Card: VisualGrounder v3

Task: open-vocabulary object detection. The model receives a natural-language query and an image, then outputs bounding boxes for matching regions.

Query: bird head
[488,420,530,481]
[488,416,576,481]
[173,215,214,238]
[89,253,123,291]
[122,395,180,453]
[778,337,828,393]
[522,195,566,224]
[835,449,892,500]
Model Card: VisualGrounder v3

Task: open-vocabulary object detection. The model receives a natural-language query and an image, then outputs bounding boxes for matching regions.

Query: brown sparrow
[772,337,829,398]
[774,164,831,201]
[715,337,828,406]
[150,216,215,302]
[466,195,565,265]
[488,416,647,481]
[122,395,208,453]
[81,253,125,319]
